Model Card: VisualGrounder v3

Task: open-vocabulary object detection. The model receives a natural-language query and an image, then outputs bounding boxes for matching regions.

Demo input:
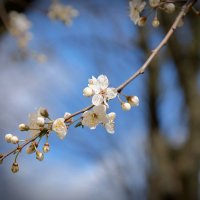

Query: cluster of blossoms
[129,0,179,27]
[2,108,73,173]
[0,75,139,173]
[9,11,32,49]
[82,75,139,133]
[48,2,79,25]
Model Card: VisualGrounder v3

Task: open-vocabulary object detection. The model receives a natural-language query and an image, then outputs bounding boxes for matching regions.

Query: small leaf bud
[39,108,49,118]
[138,17,147,27]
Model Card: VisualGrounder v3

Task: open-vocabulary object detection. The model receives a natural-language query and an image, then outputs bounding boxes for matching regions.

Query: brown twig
[0,0,197,163]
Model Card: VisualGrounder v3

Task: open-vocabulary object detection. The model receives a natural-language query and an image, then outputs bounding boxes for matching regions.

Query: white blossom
[86,75,117,107]
[121,102,131,111]
[82,105,108,129]
[129,0,146,25]
[48,3,78,25]
[9,11,32,48]
[52,118,67,139]
[29,109,43,137]
[104,112,116,134]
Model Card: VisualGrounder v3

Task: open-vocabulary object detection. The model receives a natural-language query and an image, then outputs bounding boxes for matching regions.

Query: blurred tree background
[0,0,199,200]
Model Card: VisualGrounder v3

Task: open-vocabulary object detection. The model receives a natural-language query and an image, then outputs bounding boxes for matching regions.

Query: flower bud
[36,117,45,127]
[11,136,19,144]
[152,18,160,28]
[149,0,160,7]
[36,151,44,161]
[5,134,13,143]
[64,112,73,123]
[19,123,29,131]
[138,17,147,27]
[11,162,19,173]
[39,108,49,118]
[43,143,50,153]
[26,142,37,154]
[164,3,175,13]
[83,87,93,97]
[121,102,131,111]
[108,112,116,121]
[126,96,139,106]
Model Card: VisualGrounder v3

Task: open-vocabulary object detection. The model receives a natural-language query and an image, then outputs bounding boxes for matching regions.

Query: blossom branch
[0,0,197,171]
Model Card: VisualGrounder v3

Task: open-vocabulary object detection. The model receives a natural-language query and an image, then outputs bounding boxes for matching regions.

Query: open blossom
[85,75,117,106]
[82,105,108,129]
[104,112,116,134]
[129,0,146,25]
[52,118,67,139]
[29,109,43,137]
[48,3,79,25]
[9,11,32,48]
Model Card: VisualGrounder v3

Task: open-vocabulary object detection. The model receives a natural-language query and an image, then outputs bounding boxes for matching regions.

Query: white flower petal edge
[85,74,118,107]
[82,105,108,129]
[104,112,116,134]
[52,118,67,139]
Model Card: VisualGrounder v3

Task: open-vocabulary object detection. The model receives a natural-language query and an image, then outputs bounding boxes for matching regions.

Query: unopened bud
[138,17,147,27]
[126,96,139,106]
[0,154,3,164]
[152,18,160,28]
[83,87,93,97]
[149,0,160,8]
[164,3,175,13]
[43,143,50,153]
[11,162,19,173]
[121,102,131,111]
[39,108,49,118]
[11,136,19,144]
[5,134,13,143]
[36,117,45,127]
[36,151,44,161]
[64,112,73,123]
[26,142,37,154]
[19,124,29,131]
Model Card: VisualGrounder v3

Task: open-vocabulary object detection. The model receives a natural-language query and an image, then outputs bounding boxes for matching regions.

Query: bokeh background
[0,0,200,200]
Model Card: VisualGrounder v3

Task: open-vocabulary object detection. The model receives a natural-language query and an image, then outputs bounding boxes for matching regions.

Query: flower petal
[52,118,67,139]
[97,75,109,90]
[106,88,118,100]
[92,94,104,106]
[105,122,115,134]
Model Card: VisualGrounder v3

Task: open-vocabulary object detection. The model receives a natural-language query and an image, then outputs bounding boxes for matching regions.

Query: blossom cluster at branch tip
[83,75,118,107]
[48,2,79,25]
[129,0,178,27]
[9,11,32,48]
